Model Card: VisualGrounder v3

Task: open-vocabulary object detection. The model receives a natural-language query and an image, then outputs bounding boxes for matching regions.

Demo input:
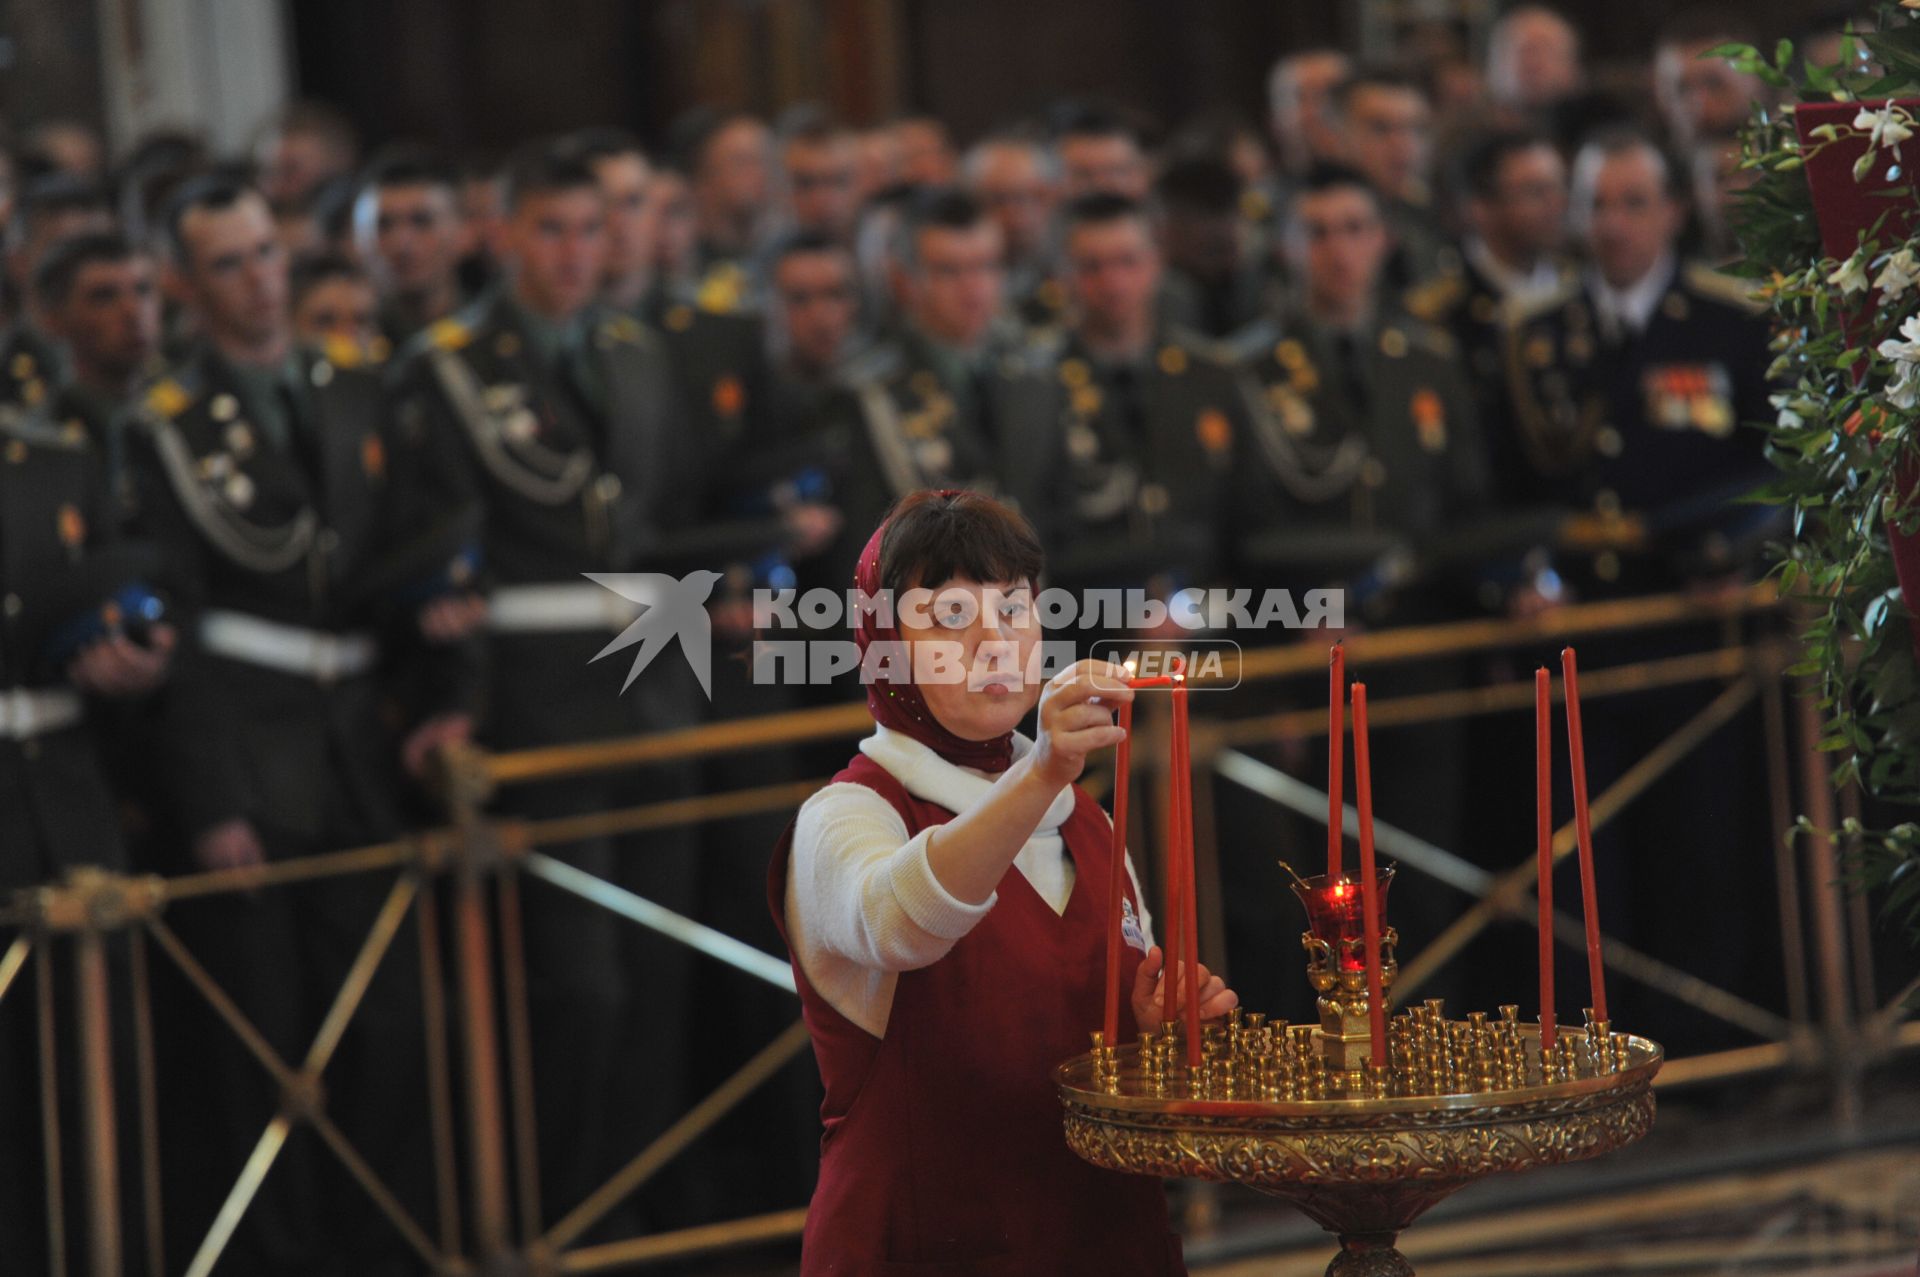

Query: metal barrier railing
[2,584,1913,1276]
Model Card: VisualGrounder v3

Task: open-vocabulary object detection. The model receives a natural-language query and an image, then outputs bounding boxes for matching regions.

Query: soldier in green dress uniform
[813,188,1064,581]
[124,175,441,1274]
[1042,193,1270,613]
[351,149,470,351]
[1,173,116,414]
[34,232,164,498]
[385,143,754,1234]
[1227,162,1494,1017]
[0,403,174,1277]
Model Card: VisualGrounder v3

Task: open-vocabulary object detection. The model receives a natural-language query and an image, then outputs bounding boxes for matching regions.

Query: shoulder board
[1405,319,1457,360]
[1682,262,1766,315]
[842,342,904,385]
[1501,278,1578,331]
[1164,326,1237,369]
[599,311,646,345]
[319,334,384,371]
[1223,316,1284,363]
[1403,272,1467,322]
[428,317,474,351]
[144,376,193,421]
[0,406,85,450]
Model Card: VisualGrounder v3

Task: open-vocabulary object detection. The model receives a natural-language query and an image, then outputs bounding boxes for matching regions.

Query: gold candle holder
[1058,871,1662,1274]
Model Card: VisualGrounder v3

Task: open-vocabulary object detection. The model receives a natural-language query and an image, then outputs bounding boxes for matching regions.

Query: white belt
[487,581,654,633]
[0,687,83,740]
[199,610,379,682]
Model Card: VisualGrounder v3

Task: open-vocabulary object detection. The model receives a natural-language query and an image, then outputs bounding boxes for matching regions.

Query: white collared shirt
[1587,252,1676,340]
[785,725,1155,1037]
[1464,238,1563,305]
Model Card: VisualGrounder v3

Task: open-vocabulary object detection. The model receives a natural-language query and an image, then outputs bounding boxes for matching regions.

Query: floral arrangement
[1722,4,1920,943]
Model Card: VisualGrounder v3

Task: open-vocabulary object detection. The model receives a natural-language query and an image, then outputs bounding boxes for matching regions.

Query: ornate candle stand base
[1063,1007,1661,1275]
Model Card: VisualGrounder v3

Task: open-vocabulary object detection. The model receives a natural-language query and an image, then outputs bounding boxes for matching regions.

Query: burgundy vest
[768,753,1185,1275]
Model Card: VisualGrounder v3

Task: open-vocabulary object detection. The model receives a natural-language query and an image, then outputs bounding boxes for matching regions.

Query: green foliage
[1726,4,1920,940]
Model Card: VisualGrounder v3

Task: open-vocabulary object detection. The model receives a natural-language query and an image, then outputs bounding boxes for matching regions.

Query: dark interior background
[279,0,1857,156]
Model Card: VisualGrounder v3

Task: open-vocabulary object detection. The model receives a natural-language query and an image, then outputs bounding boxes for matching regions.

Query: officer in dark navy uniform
[0,404,174,1277]
[384,143,727,1236]
[123,175,436,1275]
[1499,129,1779,1054]
[815,188,1063,580]
[1502,129,1774,596]
[1042,193,1268,607]
[1405,128,1573,462]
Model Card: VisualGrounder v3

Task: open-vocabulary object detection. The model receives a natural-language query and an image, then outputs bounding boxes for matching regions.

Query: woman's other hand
[1130,944,1238,1033]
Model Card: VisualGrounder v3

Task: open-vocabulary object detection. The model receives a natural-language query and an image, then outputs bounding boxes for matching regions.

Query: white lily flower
[1855,103,1916,149]
[1877,314,1920,407]
[1876,248,1920,299]
[1830,253,1872,295]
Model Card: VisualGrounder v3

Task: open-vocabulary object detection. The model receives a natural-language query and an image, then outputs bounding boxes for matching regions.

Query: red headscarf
[853,502,1016,774]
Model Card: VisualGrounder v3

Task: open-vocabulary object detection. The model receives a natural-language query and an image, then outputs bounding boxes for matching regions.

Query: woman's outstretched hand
[1030,659,1133,789]
[1130,945,1238,1033]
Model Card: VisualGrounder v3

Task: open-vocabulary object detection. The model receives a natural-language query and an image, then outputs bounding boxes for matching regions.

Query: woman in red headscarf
[769,489,1236,1275]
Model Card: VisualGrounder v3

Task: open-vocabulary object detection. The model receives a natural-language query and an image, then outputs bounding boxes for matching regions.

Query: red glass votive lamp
[1291,868,1395,974]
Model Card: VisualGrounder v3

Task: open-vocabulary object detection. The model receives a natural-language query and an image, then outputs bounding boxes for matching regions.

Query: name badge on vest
[1121,897,1147,953]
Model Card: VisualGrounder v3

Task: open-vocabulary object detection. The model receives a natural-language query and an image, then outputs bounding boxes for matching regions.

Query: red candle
[1350,682,1388,1069]
[1560,647,1608,1023]
[1103,696,1134,1049]
[1328,643,1346,880]
[1161,690,1182,1033]
[1173,667,1201,1067]
[1535,667,1556,1051]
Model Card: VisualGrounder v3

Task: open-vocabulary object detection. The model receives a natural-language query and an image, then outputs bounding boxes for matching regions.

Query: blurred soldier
[385,144,715,1232]
[768,231,862,413]
[1330,67,1451,289]
[575,128,838,613]
[816,188,1062,571]
[676,108,774,314]
[455,152,506,296]
[1503,129,1772,595]
[253,101,359,212]
[854,125,904,201]
[1233,163,1489,623]
[1156,156,1270,339]
[1407,129,1570,448]
[289,250,382,356]
[1054,103,1153,201]
[1485,6,1585,121]
[3,174,116,411]
[124,175,437,1274]
[22,119,106,179]
[1231,163,1492,1011]
[891,115,959,188]
[1043,193,1266,604]
[35,232,164,486]
[778,108,863,244]
[963,133,1063,329]
[1655,8,1770,147]
[0,404,174,1277]
[1267,50,1353,182]
[352,149,470,349]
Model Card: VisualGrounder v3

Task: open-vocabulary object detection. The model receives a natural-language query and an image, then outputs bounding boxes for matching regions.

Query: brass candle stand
[1058,875,1662,1276]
